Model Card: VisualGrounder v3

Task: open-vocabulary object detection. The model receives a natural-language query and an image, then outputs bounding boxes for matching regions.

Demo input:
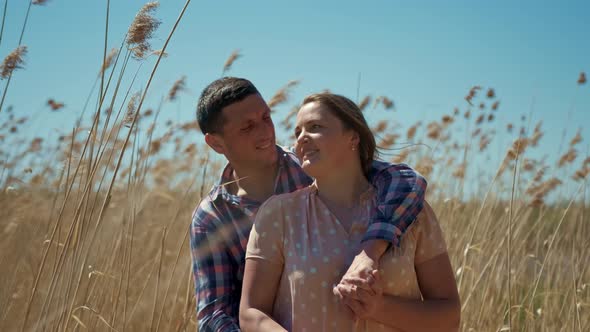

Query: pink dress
[246,184,449,331]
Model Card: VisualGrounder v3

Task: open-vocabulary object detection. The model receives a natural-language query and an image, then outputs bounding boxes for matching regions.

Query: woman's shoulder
[260,185,314,211]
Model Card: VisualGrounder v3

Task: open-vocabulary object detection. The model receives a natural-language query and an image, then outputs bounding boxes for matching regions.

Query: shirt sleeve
[246,195,285,266]
[190,207,241,332]
[414,201,448,265]
[364,162,427,246]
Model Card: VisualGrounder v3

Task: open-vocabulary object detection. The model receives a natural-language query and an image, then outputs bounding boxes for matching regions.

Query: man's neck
[230,162,279,203]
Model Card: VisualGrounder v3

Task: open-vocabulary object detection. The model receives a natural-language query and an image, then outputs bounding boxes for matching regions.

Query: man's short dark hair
[196,77,260,134]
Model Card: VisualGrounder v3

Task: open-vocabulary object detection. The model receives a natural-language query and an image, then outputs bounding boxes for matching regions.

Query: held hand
[335,250,378,293]
[334,270,383,320]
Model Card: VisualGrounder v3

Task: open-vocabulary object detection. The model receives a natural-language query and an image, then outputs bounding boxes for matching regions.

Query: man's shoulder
[190,192,223,232]
[369,160,428,188]
[370,159,412,172]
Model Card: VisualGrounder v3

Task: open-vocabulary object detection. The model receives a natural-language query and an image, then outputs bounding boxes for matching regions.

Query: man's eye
[241,125,253,132]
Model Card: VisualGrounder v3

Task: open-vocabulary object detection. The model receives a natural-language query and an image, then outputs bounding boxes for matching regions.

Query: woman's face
[294,102,358,179]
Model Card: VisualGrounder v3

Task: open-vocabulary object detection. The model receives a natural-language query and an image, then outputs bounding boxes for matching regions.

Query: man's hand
[333,239,388,296]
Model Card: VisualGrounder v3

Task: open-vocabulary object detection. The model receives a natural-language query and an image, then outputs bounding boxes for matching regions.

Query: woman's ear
[349,131,360,150]
[205,133,225,155]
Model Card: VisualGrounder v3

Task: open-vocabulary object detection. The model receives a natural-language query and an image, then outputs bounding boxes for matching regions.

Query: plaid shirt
[190,146,427,331]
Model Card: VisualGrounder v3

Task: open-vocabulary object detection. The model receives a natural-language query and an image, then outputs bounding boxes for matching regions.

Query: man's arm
[335,163,427,301]
[364,162,427,247]
[190,213,241,332]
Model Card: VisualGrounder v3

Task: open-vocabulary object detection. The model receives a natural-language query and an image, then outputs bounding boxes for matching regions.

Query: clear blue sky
[1,0,589,197]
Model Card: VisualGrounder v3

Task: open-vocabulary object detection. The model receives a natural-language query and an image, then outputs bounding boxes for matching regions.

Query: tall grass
[0,1,589,331]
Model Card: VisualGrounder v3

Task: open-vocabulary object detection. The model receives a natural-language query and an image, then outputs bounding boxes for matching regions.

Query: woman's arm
[239,259,286,332]
[340,253,460,331]
[374,253,460,330]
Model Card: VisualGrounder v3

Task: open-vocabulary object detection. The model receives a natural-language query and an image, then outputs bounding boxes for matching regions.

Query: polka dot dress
[246,184,448,331]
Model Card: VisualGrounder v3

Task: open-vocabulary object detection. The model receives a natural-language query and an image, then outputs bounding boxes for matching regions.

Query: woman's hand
[334,270,383,320]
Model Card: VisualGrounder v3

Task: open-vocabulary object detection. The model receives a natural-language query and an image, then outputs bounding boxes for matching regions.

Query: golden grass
[0,1,588,331]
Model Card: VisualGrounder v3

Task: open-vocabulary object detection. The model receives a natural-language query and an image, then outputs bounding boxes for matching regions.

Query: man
[190,77,427,331]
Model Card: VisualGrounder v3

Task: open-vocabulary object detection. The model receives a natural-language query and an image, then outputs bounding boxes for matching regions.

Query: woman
[240,93,460,331]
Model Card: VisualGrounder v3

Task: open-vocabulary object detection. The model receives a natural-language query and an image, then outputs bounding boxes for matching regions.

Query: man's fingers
[336,284,361,300]
[332,285,344,300]
[340,276,375,294]
[338,284,378,302]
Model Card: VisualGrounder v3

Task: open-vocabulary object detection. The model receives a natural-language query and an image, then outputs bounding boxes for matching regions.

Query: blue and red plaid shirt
[190,146,427,331]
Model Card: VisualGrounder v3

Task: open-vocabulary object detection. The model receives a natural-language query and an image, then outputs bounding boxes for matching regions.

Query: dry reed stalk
[526,183,585,313]
[0,0,7,48]
[0,0,35,113]
[63,2,191,329]
[268,80,299,109]
[27,16,137,332]
[149,227,167,331]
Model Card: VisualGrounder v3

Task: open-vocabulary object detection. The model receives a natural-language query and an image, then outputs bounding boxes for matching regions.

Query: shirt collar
[209,145,294,205]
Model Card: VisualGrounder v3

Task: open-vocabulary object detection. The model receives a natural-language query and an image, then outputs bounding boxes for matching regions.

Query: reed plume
[0,45,27,79]
[358,95,371,111]
[577,72,586,85]
[126,2,161,59]
[268,80,299,108]
[222,49,241,75]
[168,75,186,101]
[100,48,118,75]
[47,99,65,111]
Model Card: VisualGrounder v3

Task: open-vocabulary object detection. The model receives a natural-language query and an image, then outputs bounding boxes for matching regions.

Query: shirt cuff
[361,220,403,247]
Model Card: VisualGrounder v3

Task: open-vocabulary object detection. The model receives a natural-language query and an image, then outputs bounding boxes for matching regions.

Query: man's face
[207,94,277,171]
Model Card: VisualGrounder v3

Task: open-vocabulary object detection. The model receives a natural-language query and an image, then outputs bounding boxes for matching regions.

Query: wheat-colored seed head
[126,2,161,59]
[1,46,28,79]
[557,148,577,167]
[47,99,65,111]
[101,48,118,75]
[569,129,582,146]
[124,92,140,128]
[475,114,484,125]
[577,71,586,85]
[222,49,241,74]
[168,76,186,101]
[373,120,388,134]
[358,95,371,111]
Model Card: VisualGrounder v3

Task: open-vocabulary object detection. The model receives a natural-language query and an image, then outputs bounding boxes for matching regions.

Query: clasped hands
[333,249,383,320]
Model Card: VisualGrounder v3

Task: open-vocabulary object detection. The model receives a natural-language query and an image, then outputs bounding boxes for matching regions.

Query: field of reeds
[1,1,589,331]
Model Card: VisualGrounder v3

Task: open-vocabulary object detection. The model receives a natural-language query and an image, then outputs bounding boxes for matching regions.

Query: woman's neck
[315,163,370,208]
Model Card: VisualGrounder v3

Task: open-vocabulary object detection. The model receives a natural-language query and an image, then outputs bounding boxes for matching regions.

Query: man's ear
[205,133,225,155]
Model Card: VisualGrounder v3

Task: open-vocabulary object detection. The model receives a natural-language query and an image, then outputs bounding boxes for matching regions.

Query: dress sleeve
[414,201,449,265]
[246,195,285,266]
[364,162,427,247]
